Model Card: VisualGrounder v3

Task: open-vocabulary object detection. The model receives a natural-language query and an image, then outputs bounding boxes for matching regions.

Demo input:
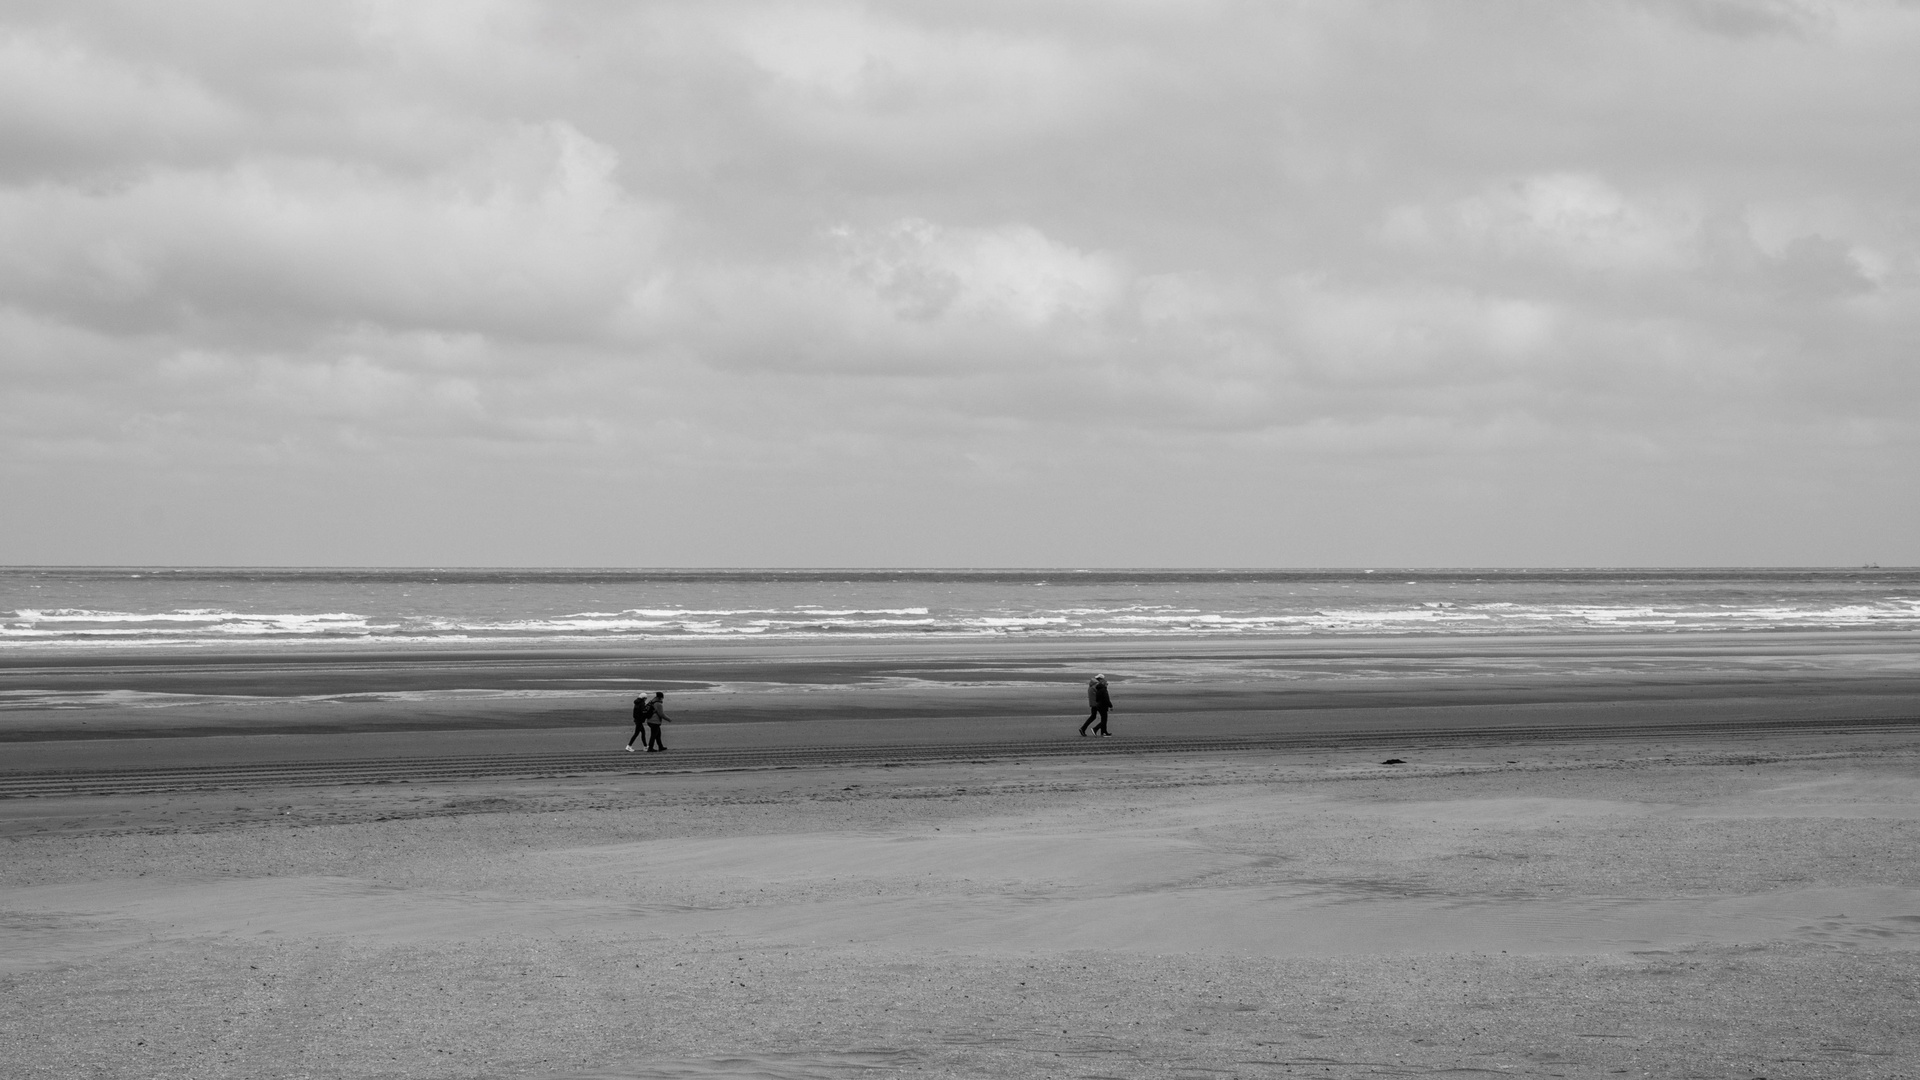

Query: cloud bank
[3,0,1916,565]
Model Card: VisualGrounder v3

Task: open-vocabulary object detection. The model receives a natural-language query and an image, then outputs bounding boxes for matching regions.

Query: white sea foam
[6,572,1920,649]
[0,687,612,710]
[0,689,280,710]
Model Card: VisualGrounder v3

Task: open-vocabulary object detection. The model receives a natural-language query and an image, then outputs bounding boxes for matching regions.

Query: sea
[3,567,1918,650]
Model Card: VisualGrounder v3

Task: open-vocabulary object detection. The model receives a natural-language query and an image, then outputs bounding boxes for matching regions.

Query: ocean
[4,567,1917,650]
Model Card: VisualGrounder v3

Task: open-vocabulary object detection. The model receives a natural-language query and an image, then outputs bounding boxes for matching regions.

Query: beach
[4,630,1920,1078]
[13,0,1920,1067]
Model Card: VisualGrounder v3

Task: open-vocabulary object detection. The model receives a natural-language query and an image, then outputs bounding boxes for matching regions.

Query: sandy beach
[12,0,1920,1066]
[4,633,1919,1078]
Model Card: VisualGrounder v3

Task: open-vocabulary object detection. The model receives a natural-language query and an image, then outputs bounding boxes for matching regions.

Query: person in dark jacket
[645,691,672,751]
[1080,674,1112,737]
[625,694,653,752]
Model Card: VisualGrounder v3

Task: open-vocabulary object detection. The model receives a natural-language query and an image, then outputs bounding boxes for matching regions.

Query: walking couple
[1079,674,1112,737]
[625,691,672,752]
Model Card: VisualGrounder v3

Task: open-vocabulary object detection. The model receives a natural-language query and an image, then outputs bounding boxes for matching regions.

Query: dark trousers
[1080,707,1108,735]
[628,720,645,747]
[646,722,665,751]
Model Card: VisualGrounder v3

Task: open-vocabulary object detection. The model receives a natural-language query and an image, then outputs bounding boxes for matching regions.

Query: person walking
[625,693,654,752]
[1080,674,1112,737]
[645,691,672,751]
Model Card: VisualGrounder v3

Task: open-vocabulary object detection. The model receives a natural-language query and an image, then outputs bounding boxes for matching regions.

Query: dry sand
[4,634,1920,1078]
[3,733,1918,1079]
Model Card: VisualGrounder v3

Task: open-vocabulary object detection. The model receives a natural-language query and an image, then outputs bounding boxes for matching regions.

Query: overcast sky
[3,1,1916,567]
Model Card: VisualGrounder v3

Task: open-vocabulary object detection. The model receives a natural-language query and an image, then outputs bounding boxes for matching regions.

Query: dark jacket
[1089,680,1111,709]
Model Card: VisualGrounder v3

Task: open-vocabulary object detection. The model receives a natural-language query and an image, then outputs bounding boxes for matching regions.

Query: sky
[3,0,1917,568]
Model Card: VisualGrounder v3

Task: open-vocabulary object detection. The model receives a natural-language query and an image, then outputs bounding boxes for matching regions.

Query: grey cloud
[1658,0,1838,38]
[4,0,1918,564]
[0,122,665,343]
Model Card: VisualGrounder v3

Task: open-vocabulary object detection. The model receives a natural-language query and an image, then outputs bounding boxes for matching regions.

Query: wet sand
[3,634,1919,1078]
[5,630,1919,743]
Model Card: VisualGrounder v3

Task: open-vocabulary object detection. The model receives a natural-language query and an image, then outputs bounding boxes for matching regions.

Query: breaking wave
[6,591,1920,649]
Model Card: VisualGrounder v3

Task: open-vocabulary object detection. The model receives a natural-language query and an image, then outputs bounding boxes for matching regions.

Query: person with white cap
[1080,674,1112,737]
[633,687,664,749]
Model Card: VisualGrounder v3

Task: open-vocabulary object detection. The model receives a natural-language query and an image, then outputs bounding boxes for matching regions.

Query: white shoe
[625,745,635,752]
